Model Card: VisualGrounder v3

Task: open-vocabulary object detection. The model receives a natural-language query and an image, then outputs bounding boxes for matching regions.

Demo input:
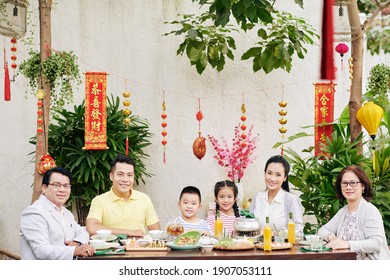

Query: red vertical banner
[83,72,108,150]
[314,82,335,157]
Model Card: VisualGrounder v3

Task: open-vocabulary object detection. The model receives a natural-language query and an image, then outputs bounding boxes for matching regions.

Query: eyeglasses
[48,182,71,190]
[341,181,361,188]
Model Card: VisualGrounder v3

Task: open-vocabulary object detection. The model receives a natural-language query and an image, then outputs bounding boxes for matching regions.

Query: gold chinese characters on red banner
[83,72,108,150]
[314,82,335,157]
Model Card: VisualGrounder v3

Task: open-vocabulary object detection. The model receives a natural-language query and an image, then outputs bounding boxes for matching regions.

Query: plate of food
[173,231,201,246]
[166,241,202,250]
[213,237,255,251]
[256,242,293,250]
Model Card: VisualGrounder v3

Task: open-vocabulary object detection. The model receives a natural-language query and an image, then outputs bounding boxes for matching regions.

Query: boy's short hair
[179,186,201,202]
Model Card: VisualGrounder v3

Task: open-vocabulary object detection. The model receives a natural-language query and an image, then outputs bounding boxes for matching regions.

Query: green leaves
[18,50,81,112]
[241,11,318,73]
[164,13,237,74]
[165,2,317,75]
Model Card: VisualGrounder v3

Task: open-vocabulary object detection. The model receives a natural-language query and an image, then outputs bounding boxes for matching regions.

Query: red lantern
[335,43,349,71]
[193,98,206,160]
[37,153,56,174]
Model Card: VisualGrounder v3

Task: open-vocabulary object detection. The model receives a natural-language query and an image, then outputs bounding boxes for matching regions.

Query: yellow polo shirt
[87,188,159,233]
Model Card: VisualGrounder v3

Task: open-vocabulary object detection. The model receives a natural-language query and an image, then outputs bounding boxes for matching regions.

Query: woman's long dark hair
[214,180,240,218]
[264,155,290,192]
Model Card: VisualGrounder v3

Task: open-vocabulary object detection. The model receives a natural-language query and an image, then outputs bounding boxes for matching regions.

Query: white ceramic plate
[91,234,117,242]
[299,240,326,246]
[93,242,121,250]
[166,241,202,250]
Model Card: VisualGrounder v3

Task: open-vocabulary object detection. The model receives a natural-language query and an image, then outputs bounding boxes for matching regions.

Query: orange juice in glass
[214,210,223,239]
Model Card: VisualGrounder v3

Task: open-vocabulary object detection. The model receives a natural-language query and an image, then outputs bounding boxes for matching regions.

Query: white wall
[0,0,374,256]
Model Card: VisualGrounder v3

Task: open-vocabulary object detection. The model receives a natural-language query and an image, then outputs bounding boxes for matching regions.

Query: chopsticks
[273,224,279,235]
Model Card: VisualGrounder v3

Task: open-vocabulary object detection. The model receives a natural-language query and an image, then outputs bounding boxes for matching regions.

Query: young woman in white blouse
[250,155,304,235]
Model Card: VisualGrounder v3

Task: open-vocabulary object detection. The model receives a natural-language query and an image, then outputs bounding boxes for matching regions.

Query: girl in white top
[250,155,304,234]
[206,180,241,235]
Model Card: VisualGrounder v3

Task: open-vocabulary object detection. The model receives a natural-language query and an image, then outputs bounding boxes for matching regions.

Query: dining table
[78,244,356,260]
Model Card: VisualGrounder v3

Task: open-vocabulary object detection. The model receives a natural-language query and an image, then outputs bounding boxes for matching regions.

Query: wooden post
[31,0,52,203]
[348,1,363,153]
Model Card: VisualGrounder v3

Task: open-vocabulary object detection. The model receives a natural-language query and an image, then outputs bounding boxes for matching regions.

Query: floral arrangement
[208,124,259,183]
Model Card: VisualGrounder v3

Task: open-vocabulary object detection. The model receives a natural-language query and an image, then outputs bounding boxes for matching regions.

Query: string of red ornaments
[161,92,168,163]
[10,38,17,77]
[240,96,247,148]
[36,89,45,135]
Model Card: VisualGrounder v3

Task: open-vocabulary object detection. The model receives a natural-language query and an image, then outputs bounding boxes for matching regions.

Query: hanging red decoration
[320,0,335,80]
[36,89,45,135]
[10,38,17,78]
[3,44,11,101]
[335,43,349,71]
[193,98,206,160]
[240,95,247,148]
[122,89,132,156]
[161,91,168,163]
[38,153,57,175]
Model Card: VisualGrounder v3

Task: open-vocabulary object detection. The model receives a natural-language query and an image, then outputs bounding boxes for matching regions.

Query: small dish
[166,241,202,250]
[91,234,117,242]
[149,230,164,240]
[136,239,151,247]
[200,245,214,253]
[96,229,112,240]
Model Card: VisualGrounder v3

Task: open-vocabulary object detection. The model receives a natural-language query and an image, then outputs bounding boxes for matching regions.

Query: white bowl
[96,229,112,240]
[89,239,105,248]
[136,239,151,247]
[200,245,214,253]
[149,230,164,240]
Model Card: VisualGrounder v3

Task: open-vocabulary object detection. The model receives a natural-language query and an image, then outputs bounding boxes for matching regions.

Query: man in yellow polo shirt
[86,154,160,237]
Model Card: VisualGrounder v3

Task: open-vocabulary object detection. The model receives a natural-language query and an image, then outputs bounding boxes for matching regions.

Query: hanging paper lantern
[356,102,384,140]
[335,43,349,71]
[37,153,56,174]
[193,98,206,160]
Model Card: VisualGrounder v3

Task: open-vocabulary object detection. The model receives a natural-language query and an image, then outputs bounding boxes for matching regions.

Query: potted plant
[30,94,153,224]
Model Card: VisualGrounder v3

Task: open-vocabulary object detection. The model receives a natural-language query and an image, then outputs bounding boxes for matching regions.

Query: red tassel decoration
[320,0,335,80]
[125,136,129,156]
[4,48,10,101]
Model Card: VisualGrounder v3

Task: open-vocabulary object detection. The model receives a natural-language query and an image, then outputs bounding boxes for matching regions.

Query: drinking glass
[310,235,323,251]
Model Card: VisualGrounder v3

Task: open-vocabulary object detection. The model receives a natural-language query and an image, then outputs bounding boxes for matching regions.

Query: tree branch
[362,0,390,33]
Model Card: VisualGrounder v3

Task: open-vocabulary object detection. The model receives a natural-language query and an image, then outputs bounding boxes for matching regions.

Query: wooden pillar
[348,1,363,153]
[31,0,52,203]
